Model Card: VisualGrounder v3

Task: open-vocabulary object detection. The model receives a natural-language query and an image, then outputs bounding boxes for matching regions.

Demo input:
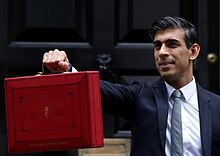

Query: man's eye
[154,43,161,49]
[169,42,178,48]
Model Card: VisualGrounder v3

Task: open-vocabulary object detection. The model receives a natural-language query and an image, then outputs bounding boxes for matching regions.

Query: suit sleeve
[100,78,147,120]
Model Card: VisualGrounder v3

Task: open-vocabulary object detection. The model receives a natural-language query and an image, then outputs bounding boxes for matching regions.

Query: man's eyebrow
[153,39,179,44]
[166,39,179,42]
[153,40,161,45]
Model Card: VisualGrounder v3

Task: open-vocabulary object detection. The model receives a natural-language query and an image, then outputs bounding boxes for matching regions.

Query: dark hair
[148,16,199,49]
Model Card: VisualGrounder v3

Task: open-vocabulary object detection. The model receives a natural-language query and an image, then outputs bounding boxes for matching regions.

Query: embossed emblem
[44,106,50,118]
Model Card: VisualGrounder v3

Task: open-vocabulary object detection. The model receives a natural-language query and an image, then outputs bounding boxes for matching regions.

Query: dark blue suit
[100,78,220,156]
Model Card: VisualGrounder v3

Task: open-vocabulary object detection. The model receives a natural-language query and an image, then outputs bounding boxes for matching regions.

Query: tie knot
[172,90,182,98]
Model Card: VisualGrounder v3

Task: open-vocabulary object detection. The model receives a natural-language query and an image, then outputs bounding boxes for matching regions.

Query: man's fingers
[43,49,68,63]
[42,49,70,73]
[58,61,69,71]
[48,50,59,63]
[57,50,68,63]
[42,52,49,64]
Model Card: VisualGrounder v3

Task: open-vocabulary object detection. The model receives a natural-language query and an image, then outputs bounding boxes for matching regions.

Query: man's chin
[160,72,175,81]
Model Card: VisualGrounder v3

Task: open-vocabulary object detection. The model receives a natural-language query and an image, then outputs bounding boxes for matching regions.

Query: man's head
[148,16,200,89]
[148,16,199,49]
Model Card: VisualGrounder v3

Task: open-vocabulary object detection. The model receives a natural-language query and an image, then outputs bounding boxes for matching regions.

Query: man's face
[153,28,193,84]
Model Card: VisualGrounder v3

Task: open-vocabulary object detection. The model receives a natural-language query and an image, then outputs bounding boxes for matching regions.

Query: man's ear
[189,43,200,60]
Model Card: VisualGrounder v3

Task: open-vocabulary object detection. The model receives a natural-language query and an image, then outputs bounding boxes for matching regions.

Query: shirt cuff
[68,63,78,72]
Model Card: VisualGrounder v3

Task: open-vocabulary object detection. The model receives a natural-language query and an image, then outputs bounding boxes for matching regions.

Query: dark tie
[171,90,183,156]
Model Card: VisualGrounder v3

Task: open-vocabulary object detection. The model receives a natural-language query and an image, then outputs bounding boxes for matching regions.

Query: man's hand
[42,49,70,73]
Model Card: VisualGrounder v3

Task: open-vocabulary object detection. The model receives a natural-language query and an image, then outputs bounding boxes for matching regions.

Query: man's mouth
[158,60,175,69]
[159,61,174,66]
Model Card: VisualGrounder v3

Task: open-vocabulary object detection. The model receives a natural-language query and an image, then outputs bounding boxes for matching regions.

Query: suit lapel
[151,80,212,155]
[197,84,212,156]
[151,78,169,150]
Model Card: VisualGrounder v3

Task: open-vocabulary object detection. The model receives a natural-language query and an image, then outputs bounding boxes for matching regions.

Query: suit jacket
[100,78,220,156]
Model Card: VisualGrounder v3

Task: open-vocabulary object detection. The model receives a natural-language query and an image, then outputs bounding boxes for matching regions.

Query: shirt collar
[165,77,197,101]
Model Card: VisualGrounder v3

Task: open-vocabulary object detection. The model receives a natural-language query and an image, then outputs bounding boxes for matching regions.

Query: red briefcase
[4,71,103,153]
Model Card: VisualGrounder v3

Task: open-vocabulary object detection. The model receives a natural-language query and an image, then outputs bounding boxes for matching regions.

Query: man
[42,16,220,156]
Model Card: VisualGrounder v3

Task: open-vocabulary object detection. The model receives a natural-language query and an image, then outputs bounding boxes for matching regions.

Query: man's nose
[158,44,169,56]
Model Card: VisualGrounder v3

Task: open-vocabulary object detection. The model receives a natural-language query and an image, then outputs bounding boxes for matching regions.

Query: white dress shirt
[164,77,203,156]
